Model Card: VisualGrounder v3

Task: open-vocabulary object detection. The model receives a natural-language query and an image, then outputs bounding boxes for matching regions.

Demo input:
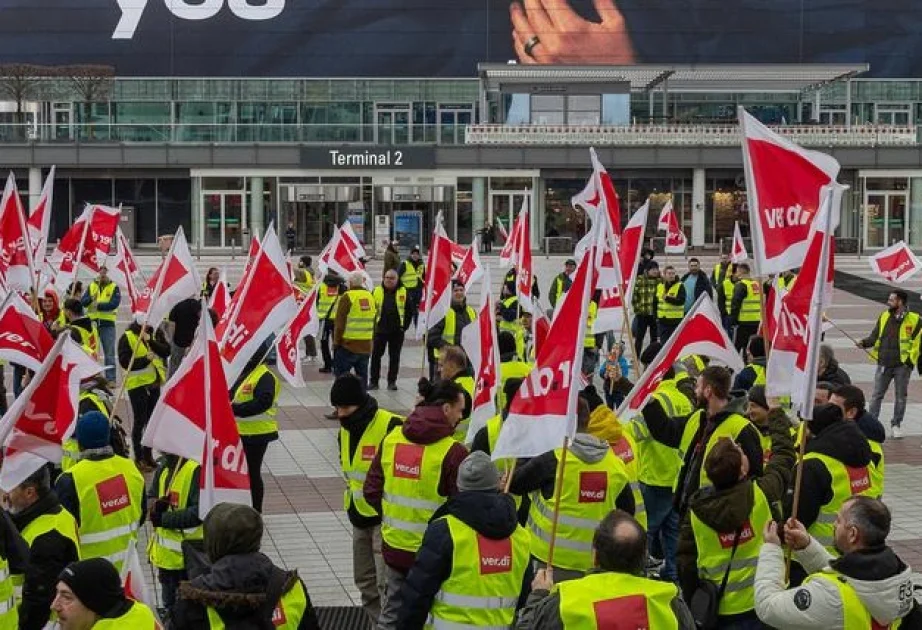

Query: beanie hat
[457,451,500,492]
[330,374,367,408]
[58,559,124,617]
[748,385,769,410]
[75,411,110,450]
[810,402,843,436]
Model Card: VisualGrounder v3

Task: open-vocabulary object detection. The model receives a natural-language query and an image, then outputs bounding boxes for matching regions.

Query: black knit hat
[330,374,368,408]
[58,559,125,617]
[748,385,769,410]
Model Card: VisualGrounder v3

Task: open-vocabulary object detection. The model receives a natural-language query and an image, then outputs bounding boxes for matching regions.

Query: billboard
[0,1,918,78]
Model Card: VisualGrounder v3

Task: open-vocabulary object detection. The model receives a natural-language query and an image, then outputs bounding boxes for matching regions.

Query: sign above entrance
[301,147,436,170]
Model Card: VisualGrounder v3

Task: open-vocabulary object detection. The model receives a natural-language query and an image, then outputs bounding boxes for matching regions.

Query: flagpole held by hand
[786,418,809,581]
[826,318,874,358]
[545,435,570,570]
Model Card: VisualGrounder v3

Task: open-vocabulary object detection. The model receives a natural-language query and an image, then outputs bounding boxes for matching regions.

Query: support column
[533,177,545,253]
[692,168,706,247]
[845,79,852,128]
[190,176,202,247]
[812,91,821,122]
[28,168,41,211]
[472,177,486,237]
[249,176,264,240]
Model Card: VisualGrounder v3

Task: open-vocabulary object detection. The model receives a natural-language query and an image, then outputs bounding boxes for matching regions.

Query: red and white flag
[0,173,35,291]
[0,292,54,371]
[869,240,922,284]
[50,203,121,290]
[617,295,743,417]
[416,211,454,339]
[122,544,160,625]
[110,228,142,314]
[320,227,373,290]
[593,199,649,334]
[498,199,528,267]
[275,287,320,388]
[494,217,509,242]
[208,269,231,319]
[449,240,469,267]
[134,227,201,328]
[452,235,484,294]
[217,224,298,384]
[572,148,622,232]
[492,236,595,460]
[761,276,787,343]
[739,107,840,275]
[26,165,54,265]
[340,220,367,260]
[731,221,749,263]
[516,203,535,313]
[658,201,688,254]
[0,335,103,490]
[143,302,251,517]
[461,266,500,443]
[531,301,551,359]
[767,184,841,419]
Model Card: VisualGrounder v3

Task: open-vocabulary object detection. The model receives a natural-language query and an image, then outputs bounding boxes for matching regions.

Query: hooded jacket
[818,357,852,388]
[854,409,886,445]
[363,405,469,571]
[732,356,767,392]
[784,418,872,530]
[397,491,533,630]
[677,410,795,609]
[755,536,917,629]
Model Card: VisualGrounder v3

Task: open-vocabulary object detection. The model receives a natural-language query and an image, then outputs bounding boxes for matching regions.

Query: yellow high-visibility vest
[738,280,762,323]
[676,410,753,492]
[803,451,877,555]
[869,439,885,497]
[372,286,407,329]
[452,375,475,444]
[498,360,532,412]
[340,409,402,518]
[804,569,900,630]
[122,330,165,390]
[400,261,424,290]
[584,301,599,349]
[206,579,308,629]
[437,307,477,358]
[93,601,161,628]
[656,283,684,320]
[148,459,204,571]
[87,281,118,323]
[232,365,280,437]
[317,284,341,321]
[342,289,376,341]
[868,311,922,364]
[555,571,680,629]
[633,381,691,488]
[607,430,647,530]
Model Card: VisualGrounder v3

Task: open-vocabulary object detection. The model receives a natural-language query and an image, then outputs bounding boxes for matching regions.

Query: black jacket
[117,323,170,373]
[398,491,534,630]
[855,410,886,445]
[732,357,767,392]
[375,285,408,334]
[818,358,852,388]
[680,270,713,302]
[428,302,475,350]
[785,418,872,529]
[11,491,78,630]
[337,396,402,528]
[148,456,202,532]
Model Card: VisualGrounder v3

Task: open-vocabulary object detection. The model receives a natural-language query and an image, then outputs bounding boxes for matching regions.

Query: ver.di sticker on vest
[611,437,635,464]
[96,475,131,516]
[393,443,424,480]
[593,594,650,629]
[719,521,755,549]
[578,471,608,503]
[847,466,871,494]
[477,534,513,575]
[361,445,376,462]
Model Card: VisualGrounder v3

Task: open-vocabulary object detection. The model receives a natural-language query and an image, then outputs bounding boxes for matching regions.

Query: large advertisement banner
[0,1,917,77]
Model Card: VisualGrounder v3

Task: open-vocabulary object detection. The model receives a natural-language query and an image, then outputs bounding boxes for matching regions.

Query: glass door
[202,192,246,247]
[490,191,530,245]
[53,103,72,140]
[375,103,411,145]
[864,192,908,248]
[438,105,473,144]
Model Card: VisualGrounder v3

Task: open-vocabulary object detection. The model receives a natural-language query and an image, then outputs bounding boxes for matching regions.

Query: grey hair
[819,344,835,364]
[349,272,365,288]
[843,496,891,547]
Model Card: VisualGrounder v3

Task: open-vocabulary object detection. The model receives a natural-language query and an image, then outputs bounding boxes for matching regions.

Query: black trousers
[633,315,658,357]
[320,320,335,369]
[242,435,273,513]
[735,323,760,354]
[407,288,422,328]
[370,330,405,385]
[128,385,160,463]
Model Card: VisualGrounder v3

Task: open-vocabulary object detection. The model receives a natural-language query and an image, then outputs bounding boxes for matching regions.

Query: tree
[0,64,60,141]
[60,65,115,140]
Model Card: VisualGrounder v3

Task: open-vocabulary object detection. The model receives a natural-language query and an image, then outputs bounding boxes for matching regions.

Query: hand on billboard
[510,0,635,65]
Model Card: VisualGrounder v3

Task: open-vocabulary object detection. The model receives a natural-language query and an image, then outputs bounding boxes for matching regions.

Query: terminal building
[0,4,920,254]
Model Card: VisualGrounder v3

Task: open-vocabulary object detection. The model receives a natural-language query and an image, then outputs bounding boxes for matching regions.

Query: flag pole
[502,458,517,493]
[785,418,809,581]
[545,435,570,570]
[827,319,874,358]
[69,210,93,300]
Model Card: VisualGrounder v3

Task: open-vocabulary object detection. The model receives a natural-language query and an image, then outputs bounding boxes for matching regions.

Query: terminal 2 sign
[300,147,436,170]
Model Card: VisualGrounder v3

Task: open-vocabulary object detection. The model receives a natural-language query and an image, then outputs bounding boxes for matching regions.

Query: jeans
[333,347,370,382]
[721,315,734,338]
[97,323,117,381]
[632,315,657,357]
[353,525,385,625]
[407,288,422,329]
[869,364,912,427]
[377,564,406,630]
[168,343,187,378]
[370,331,405,385]
[127,386,160,463]
[641,483,679,581]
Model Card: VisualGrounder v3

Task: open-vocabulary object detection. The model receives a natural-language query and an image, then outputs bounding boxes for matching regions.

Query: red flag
[739,107,840,275]
[767,184,841,419]
[498,199,527,267]
[572,147,622,233]
[208,269,231,319]
[731,221,749,263]
[143,301,251,516]
[593,199,649,334]
[275,286,320,387]
[417,211,454,338]
[531,304,551,359]
[134,227,201,328]
[658,201,687,254]
[122,545,161,627]
[452,235,484,294]
[516,204,534,312]
[216,237,261,336]
[618,295,743,417]
[110,228,142,314]
[217,224,297,383]
[460,267,500,442]
[761,276,787,343]
[494,217,509,242]
[449,240,469,266]
[0,173,34,290]
[27,165,54,264]
[0,292,54,371]
[326,231,373,289]
[869,240,922,284]
[50,204,121,289]
[492,234,596,460]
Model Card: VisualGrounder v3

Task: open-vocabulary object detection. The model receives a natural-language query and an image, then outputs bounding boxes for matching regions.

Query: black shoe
[319,367,332,374]
[388,382,399,391]
[324,410,339,420]
[368,382,379,391]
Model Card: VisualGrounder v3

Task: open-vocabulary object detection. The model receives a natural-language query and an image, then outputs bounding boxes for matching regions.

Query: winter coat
[384,246,400,273]
[755,538,917,629]
[855,409,886,445]
[117,323,170,374]
[677,410,795,606]
[732,356,767,392]
[363,405,469,571]
[11,491,79,630]
[681,270,713,310]
[818,357,852,387]
[428,301,475,350]
[398,491,533,630]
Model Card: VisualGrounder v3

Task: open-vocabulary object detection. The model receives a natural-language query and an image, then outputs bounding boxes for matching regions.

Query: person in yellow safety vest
[54,412,146,574]
[503,267,540,302]
[52,558,161,629]
[716,263,739,336]
[746,385,796,466]
[332,272,377,383]
[678,412,796,628]
[730,262,762,355]
[497,289,527,360]
[362,380,469,630]
[711,252,732,286]
[230,353,281,514]
[858,289,922,439]
[330,374,403,625]
[81,267,120,382]
[655,265,686,342]
[426,281,476,379]
[62,298,99,359]
[317,269,347,374]
[785,404,879,573]
[61,382,113,474]
[118,322,169,472]
[293,255,315,293]
[515,509,696,629]
[397,452,533,629]
[398,245,425,329]
[549,258,577,309]
[580,297,601,377]
[733,336,767,392]
[436,345,476,444]
[497,331,532,412]
[369,269,409,391]
[756,497,919,629]
[147,455,203,617]
[509,396,636,583]
[779,268,798,291]
[639,365,764,519]
[829,385,887,496]
[6,466,77,629]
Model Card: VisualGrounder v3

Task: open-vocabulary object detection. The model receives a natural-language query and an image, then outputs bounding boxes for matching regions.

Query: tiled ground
[97,252,922,614]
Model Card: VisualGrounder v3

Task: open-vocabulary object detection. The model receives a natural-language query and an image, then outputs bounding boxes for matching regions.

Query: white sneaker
[893,425,903,439]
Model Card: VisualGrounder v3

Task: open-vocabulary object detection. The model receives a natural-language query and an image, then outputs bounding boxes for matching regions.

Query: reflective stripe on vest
[13,509,81,603]
[233,365,281,437]
[373,286,407,328]
[749,363,766,386]
[401,261,423,289]
[555,571,680,630]
[424,514,530,629]
[803,451,876,555]
[343,289,376,341]
[149,459,204,571]
[438,307,477,357]
[70,455,144,572]
[804,570,888,630]
[92,601,161,629]
[584,302,598,348]
[869,311,922,364]
[380,431,455,553]
[206,580,308,629]
[527,447,630,572]
[70,323,98,357]
[656,283,684,321]
[869,439,885,498]
[341,410,402,518]
[633,383,691,488]
[607,431,647,530]
[677,411,753,492]
[738,280,762,323]
[722,278,736,313]
[61,438,81,473]
[123,330,165,390]
[317,284,341,321]
[691,484,772,615]
[88,281,118,323]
